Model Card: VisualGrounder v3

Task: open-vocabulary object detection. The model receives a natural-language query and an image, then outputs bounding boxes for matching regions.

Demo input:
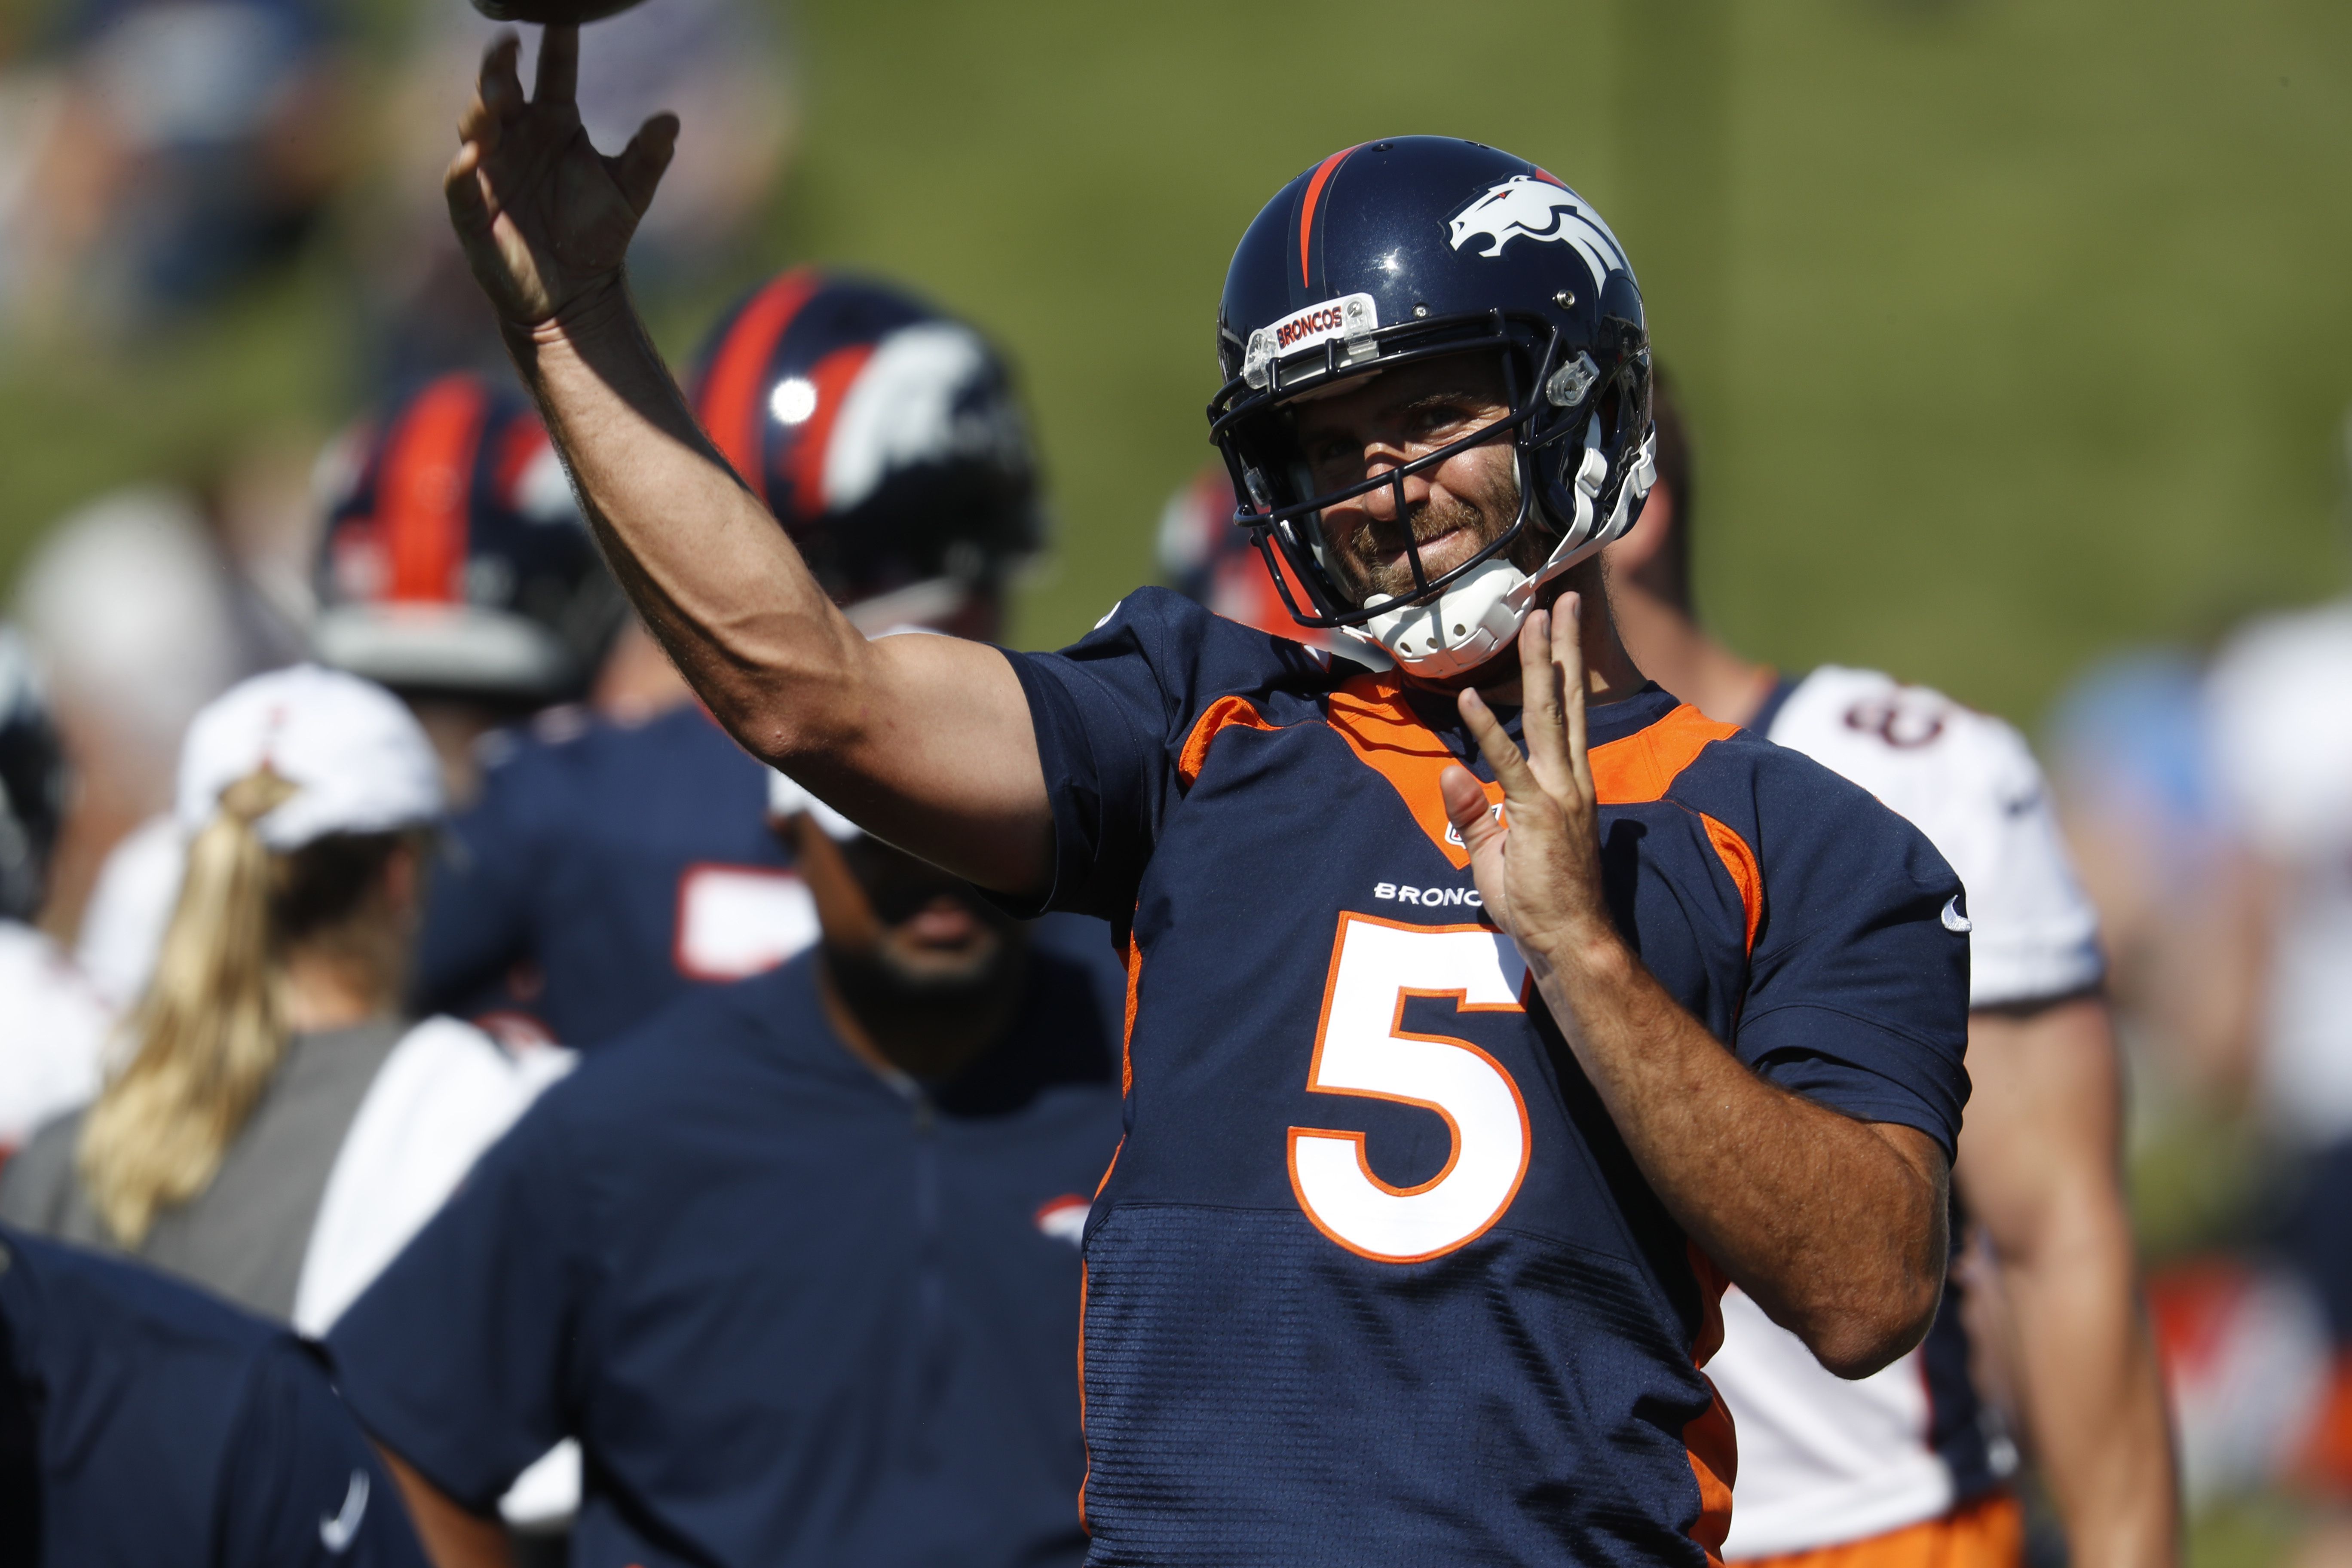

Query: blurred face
[789,816,1022,999]
[1289,354,1526,606]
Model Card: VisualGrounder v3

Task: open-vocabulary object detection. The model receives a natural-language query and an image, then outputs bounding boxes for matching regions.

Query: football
[468,0,642,25]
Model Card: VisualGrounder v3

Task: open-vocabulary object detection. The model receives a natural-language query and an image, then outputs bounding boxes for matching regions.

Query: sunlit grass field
[5,0,2349,731]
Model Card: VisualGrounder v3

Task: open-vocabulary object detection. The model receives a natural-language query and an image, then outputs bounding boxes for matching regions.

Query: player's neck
[1604,576,1776,728]
[815,949,1029,1089]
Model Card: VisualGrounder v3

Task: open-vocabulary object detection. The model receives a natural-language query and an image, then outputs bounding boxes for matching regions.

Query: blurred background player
[410,267,1124,1051]
[1600,371,2176,1567]
[328,763,1123,1568]
[0,665,570,1339]
[311,370,628,805]
[59,373,625,1026]
[0,626,110,1161]
[0,1224,431,1565]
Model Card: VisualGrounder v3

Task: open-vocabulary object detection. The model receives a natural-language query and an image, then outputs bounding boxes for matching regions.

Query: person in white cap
[0,665,573,1338]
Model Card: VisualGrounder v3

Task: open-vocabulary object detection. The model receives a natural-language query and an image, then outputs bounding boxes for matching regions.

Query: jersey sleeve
[997,588,1313,921]
[324,1090,586,1514]
[1733,752,1973,1158]
[1932,724,2103,1008]
[410,753,543,1017]
[213,1336,433,1568]
[1764,668,2103,1010]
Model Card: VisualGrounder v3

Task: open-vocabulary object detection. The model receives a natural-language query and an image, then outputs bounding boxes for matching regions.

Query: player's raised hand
[445,26,678,327]
[1439,598,1614,968]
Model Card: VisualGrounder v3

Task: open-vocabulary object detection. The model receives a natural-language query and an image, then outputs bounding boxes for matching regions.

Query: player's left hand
[1439,597,1615,971]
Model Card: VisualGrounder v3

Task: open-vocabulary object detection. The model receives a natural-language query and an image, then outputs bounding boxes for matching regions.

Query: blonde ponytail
[79,767,300,1246]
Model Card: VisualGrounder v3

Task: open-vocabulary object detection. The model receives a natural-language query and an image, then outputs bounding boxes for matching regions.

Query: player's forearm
[500,278,865,761]
[1526,927,1946,1376]
[2002,1238,2177,1568]
[377,1447,512,1568]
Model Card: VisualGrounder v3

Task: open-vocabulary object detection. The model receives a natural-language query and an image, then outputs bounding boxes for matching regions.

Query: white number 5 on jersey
[1289,914,1533,1263]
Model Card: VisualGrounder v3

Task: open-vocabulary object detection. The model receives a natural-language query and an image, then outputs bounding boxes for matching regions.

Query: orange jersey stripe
[1176,695,1280,788]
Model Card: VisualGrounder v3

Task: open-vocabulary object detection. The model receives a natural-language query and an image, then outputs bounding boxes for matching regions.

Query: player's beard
[1325,481,1541,607]
[827,898,1029,1031]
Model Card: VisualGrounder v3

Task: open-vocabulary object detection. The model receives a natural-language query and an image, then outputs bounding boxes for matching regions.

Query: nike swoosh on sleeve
[319,1470,370,1553]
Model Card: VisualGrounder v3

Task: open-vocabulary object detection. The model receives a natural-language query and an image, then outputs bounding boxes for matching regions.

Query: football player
[325,769,1123,1568]
[0,1225,431,1565]
[0,627,110,1161]
[1602,372,2177,1566]
[313,369,630,805]
[407,267,1092,1050]
[446,40,1971,1561]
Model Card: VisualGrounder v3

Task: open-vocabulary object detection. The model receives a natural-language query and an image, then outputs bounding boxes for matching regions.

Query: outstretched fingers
[610,113,681,218]
[534,24,579,108]
[444,139,493,236]
[1553,593,1594,804]
[1457,686,1545,815]
[1517,606,1569,791]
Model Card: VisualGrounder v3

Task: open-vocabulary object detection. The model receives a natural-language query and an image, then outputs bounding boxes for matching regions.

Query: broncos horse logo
[1446,176,1630,289]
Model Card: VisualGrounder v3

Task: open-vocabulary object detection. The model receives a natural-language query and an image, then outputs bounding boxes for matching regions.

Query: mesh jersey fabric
[995,590,1971,1567]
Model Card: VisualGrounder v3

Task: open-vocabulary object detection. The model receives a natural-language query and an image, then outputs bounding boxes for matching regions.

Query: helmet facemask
[1210,307,1655,680]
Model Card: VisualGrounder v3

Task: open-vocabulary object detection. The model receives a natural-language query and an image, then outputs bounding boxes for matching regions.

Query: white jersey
[0,921,111,1155]
[1710,665,2104,1558]
[2205,602,2352,1145]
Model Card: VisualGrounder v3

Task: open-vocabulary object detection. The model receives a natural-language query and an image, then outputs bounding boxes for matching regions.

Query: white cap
[176,665,443,850]
[766,769,862,842]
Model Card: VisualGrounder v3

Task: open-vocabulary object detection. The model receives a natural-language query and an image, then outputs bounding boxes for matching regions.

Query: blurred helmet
[0,629,67,923]
[688,269,1043,628]
[313,373,625,705]
[1208,138,1656,681]
[1156,463,1335,649]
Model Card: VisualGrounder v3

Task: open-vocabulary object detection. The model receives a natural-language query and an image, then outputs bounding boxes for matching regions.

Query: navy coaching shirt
[0,1227,426,1568]
[330,949,1124,1568]
[996,589,1972,1568]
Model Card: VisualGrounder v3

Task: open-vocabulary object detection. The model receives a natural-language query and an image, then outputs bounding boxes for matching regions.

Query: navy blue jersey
[415,704,794,1046]
[416,704,1129,1049]
[0,1227,426,1568]
[995,589,1972,1567]
[329,950,1124,1568]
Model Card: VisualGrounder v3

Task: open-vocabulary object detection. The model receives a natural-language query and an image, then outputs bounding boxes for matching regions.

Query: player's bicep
[786,631,1054,897]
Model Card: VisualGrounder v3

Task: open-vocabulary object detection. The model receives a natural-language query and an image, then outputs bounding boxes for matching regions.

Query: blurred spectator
[361,0,793,379]
[0,665,570,1338]
[0,0,345,337]
[0,627,110,1160]
[0,1224,432,1565]
[11,485,279,941]
[2045,649,2270,1106]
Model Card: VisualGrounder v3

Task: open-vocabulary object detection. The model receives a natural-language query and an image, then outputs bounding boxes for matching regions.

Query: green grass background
[4,0,2350,734]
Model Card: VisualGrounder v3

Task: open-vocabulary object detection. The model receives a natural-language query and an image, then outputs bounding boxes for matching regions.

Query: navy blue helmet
[313,373,625,705]
[0,629,66,923]
[689,269,1042,628]
[1208,138,1655,679]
